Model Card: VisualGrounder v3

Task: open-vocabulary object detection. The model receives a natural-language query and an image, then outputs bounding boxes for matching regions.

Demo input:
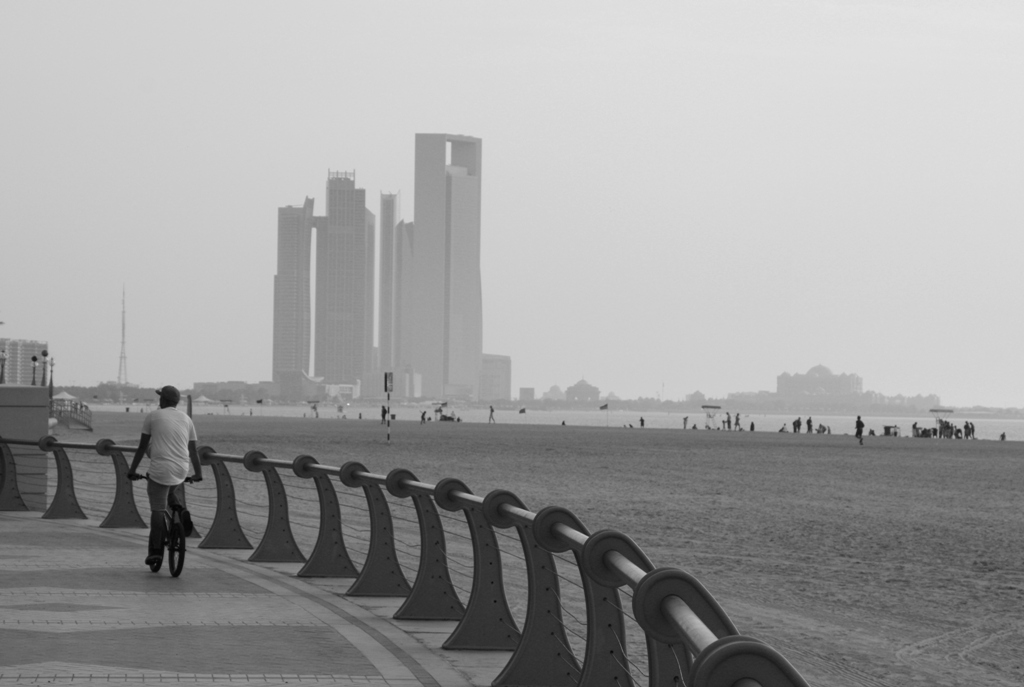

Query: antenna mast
[117,286,128,386]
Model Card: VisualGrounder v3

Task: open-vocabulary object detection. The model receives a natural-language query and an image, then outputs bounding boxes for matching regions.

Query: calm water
[92,403,1021,441]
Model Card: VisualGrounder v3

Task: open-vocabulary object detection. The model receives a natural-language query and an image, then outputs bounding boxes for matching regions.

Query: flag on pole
[256,399,263,404]
[599,403,608,410]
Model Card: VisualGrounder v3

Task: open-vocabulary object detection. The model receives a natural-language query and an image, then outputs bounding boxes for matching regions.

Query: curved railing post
[292,455,358,577]
[0,438,29,511]
[339,462,410,597]
[580,529,691,687]
[434,477,520,651]
[687,635,810,687]
[387,468,465,620]
[197,447,252,549]
[91,438,146,528]
[39,439,86,520]
[533,508,637,687]
[243,450,305,563]
[483,489,580,687]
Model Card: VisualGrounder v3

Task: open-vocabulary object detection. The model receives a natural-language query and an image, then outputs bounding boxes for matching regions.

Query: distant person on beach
[725,414,731,430]
[640,416,645,428]
[381,405,387,425]
[683,416,689,429]
[750,422,755,432]
[807,417,813,434]
[855,416,865,445]
[1000,432,1006,441]
[489,406,495,423]
[793,417,801,433]
[734,412,740,429]
[420,410,427,424]
[127,386,203,570]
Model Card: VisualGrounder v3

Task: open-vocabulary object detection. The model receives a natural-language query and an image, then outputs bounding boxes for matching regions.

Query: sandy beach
[44,413,1024,687]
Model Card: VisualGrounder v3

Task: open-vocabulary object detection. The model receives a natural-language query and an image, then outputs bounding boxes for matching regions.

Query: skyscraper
[0,339,49,386]
[393,220,418,397]
[378,193,400,373]
[409,134,483,399]
[363,206,377,385]
[272,198,314,398]
[315,171,374,386]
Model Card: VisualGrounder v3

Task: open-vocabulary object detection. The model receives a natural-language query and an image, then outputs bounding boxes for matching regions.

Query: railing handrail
[350,469,387,483]
[0,437,41,447]
[449,489,485,506]
[497,501,535,525]
[0,433,811,687]
[51,440,102,451]
[518,500,726,664]
[199,449,246,464]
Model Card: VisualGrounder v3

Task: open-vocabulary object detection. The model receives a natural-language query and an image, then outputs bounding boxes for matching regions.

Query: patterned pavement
[0,512,504,686]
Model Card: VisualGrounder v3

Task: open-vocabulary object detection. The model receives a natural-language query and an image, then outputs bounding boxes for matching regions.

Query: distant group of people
[707,412,749,431]
[779,416,832,435]
[278,406,1010,442]
[912,419,977,440]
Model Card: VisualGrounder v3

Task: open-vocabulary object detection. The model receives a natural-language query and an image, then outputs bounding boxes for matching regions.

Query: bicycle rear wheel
[168,521,186,577]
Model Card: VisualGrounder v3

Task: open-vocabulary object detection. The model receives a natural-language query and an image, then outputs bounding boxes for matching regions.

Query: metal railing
[0,433,811,687]
[49,399,94,431]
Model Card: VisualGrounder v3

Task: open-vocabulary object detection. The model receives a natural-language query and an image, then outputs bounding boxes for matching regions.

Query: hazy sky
[2,2,1022,406]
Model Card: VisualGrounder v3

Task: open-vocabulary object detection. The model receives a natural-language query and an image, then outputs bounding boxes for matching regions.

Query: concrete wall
[0,385,50,511]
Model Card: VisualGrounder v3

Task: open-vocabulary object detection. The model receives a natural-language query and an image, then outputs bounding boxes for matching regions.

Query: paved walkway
[0,512,508,686]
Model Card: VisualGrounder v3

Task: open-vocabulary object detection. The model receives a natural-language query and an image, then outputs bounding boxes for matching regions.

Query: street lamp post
[40,350,49,388]
[48,357,55,399]
[31,355,38,386]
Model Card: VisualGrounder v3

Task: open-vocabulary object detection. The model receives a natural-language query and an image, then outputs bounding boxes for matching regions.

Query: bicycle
[128,473,195,577]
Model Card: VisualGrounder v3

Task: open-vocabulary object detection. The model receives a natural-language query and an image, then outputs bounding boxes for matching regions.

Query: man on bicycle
[127,385,203,568]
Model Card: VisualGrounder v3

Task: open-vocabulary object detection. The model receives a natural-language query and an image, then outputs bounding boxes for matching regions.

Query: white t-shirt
[142,407,197,486]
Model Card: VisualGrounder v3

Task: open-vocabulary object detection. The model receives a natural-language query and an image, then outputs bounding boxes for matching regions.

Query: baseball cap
[156,385,181,405]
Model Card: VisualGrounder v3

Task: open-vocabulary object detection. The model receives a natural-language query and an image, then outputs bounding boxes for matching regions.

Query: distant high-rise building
[408,133,483,399]
[0,339,49,386]
[393,220,418,397]
[378,193,400,373]
[364,206,377,385]
[315,171,374,386]
[272,136,487,402]
[479,354,511,401]
[272,198,314,399]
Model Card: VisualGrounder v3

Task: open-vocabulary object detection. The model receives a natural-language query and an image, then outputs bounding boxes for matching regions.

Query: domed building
[564,379,601,403]
[777,365,862,397]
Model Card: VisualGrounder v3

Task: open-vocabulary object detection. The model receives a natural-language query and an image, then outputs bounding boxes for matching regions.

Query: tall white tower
[117,286,128,386]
